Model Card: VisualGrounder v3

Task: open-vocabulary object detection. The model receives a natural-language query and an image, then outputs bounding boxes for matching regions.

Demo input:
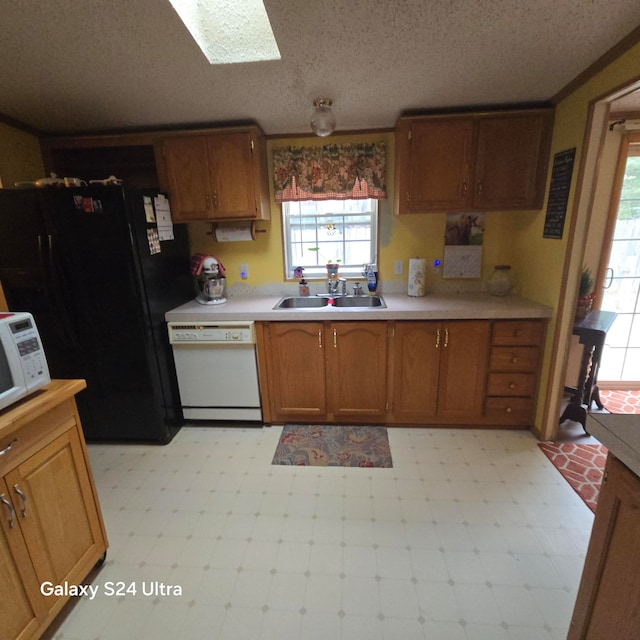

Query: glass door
[599,136,640,386]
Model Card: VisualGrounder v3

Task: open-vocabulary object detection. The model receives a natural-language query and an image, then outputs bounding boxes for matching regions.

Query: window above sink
[282,198,378,280]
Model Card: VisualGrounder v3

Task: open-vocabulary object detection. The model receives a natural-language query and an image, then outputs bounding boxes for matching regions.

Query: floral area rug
[599,389,640,414]
[538,442,608,513]
[272,425,393,467]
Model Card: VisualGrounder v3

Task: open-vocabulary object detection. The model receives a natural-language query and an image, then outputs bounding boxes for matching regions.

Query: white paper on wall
[443,245,482,279]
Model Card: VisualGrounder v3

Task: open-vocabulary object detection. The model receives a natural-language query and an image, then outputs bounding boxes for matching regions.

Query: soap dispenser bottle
[299,278,310,297]
[366,263,379,294]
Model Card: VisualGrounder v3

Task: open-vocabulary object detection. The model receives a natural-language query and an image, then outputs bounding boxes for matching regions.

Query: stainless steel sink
[274,296,330,309]
[332,295,386,308]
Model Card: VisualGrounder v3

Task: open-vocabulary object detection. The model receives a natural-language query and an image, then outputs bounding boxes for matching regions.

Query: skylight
[168,0,281,64]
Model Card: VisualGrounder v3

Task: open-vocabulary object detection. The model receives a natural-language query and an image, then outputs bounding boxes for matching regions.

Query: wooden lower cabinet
[258,322,327,421]
[328,322,388,422]
[484,320,545,426]
[257,318,544,428]
[257,321,388,423]
[569,455,640,639]
[0,380,108,640]
[389,320,490,424]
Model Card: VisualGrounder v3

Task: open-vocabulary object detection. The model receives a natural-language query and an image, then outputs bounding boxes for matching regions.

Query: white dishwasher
[168,321,262,421]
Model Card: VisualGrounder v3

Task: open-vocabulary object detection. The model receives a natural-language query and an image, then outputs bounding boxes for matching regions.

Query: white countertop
[165,292,553,323]
[587,413,640,477]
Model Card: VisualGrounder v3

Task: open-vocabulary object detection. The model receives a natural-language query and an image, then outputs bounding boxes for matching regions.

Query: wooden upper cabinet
[397,118,474,213]
[160,126,270,222]
[162,136,211,220]
[474,114,552,210]
[395,110,553,214]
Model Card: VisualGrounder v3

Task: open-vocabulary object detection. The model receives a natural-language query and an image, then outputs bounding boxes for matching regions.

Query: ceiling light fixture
[310,99,336,137]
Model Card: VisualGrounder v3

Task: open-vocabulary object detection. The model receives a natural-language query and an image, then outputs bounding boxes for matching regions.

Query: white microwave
[0,312,51,412]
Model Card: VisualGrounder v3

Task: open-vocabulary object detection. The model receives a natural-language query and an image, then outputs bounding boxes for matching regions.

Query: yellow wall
[0,122,45,187]
[0,123,45,310]
[510,42,640,437]
[189,131,532,291]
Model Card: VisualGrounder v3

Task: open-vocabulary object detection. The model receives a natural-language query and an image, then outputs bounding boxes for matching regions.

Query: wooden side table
[560,310,617,432]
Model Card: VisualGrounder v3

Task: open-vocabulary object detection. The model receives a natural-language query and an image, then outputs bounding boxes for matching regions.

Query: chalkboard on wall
[543,148,576,239]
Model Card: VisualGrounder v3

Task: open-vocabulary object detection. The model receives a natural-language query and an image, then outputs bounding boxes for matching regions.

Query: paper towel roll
[214,224,255,242]
[408,258,426,297]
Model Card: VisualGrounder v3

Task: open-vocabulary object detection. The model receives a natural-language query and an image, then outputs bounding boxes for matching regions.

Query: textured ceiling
[1,0,640,136]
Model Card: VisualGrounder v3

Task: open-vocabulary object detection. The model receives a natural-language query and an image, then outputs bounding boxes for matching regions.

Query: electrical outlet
[240,263,249,279]
[394,260,403,275]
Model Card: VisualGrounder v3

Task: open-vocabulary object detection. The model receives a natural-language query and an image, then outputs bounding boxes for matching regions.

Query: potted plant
[308,248,341,274]
[576,266,595,320]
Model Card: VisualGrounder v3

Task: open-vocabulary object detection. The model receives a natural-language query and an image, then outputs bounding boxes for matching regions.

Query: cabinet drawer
[492,320,544,346]
[489,346,539,372]
[487,373,536,397]
[0,399,78,475]
[491,320,544,346]
[484,397,535,423]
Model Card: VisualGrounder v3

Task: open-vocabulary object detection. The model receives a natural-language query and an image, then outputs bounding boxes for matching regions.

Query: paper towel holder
[206,221,267,241]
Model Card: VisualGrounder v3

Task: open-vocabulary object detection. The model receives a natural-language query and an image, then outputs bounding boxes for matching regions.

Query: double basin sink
[274,295,386,309]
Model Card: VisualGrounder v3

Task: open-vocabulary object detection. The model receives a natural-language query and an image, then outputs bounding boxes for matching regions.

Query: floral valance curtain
[272,142,387,202]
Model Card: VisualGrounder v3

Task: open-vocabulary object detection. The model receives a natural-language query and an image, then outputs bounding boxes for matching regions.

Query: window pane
[283,199,378,278]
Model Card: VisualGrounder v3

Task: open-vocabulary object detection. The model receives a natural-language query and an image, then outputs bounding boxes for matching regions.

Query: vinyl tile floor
[48,426,595,640]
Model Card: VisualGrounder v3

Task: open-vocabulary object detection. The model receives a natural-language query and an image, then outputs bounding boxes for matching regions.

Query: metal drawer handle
[506,407,513,413]
[0,439,17,457]
[509,382,516,389]
[318,330,322,348]
[435,329,441,348]
[333,328,337,348]
[13,484,27,518]
[515,330,523,337]
[0,493,15,528]
[511,357,519,364]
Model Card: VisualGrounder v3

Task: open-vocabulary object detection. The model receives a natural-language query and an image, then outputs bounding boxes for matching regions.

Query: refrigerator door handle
[37,234,45,266]
[46,233,81,349]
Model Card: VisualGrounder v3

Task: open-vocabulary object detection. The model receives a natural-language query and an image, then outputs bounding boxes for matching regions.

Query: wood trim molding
[0,111,42,136]
[552,25,640,104]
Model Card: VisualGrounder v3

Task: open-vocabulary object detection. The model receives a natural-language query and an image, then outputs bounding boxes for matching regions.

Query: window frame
[281,199,379,280]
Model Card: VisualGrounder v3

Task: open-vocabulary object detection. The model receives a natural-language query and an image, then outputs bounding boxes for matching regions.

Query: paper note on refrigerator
[154,194,174,240]
[143,196,156,222]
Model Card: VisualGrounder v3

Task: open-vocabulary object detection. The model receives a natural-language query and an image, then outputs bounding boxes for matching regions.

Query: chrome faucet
[327,275,347,296]
[352,282,364,296]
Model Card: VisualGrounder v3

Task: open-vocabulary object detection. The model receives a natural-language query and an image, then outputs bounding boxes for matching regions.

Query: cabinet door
[397,118,474,213]
[162,136,212,221]
[0,480,46,640]
[327,322,388,422]
[5,427,106,616]
[391,321,440,423]
[207,132,258,219]
[569,455,640,639]
[474,114,551,210]
[263,322,327,422]
[438,321,490,421]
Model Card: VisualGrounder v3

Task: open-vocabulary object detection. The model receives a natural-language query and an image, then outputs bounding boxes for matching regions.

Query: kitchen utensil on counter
[192,254,227,304]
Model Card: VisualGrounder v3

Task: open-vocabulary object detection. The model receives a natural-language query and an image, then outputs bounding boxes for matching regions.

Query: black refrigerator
[0,186,194,443]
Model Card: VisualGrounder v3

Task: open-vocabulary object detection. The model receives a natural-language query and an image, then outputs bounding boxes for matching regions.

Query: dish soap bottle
[299,278,310,297]
[366,264,378,295]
